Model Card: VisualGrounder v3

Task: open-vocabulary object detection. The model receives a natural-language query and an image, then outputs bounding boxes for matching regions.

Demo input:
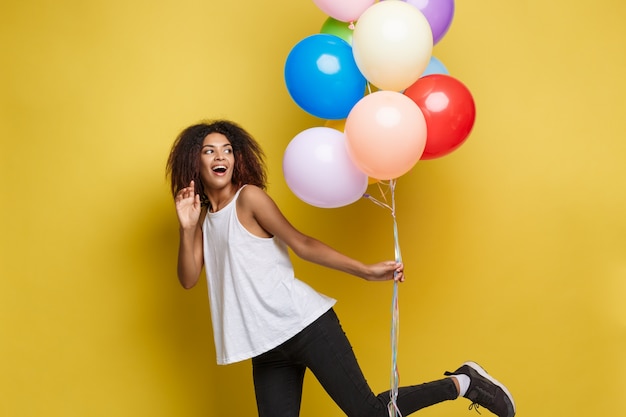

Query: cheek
[198,162,212,182]
[198,156,213,172]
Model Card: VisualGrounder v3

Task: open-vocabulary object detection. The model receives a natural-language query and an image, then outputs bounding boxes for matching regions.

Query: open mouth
[212,165,227,174]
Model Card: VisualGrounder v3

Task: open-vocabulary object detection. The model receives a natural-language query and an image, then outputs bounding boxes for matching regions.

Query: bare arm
[238,186,404,282]
[174,181,205,289]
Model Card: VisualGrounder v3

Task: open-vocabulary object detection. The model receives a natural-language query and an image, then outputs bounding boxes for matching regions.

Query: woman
[166,119,515,417]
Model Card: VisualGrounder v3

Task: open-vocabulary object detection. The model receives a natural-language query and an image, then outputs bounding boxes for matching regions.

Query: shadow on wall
[108,186,257,414]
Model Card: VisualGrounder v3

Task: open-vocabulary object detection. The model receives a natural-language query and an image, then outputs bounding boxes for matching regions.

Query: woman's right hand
[175,180,201,229]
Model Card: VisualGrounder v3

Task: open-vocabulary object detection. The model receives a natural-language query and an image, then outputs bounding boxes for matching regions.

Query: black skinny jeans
[252,308,457,417]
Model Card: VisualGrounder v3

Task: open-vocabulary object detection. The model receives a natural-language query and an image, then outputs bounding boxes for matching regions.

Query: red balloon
[403,74,476,160]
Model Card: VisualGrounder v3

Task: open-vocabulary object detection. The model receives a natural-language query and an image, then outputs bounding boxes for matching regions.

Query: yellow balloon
[353,1,433,91]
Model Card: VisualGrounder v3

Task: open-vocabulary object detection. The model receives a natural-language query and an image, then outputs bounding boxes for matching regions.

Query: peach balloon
[345,91,427,180]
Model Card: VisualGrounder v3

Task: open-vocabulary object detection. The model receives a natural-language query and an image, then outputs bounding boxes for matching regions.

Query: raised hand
[175,180,202,229]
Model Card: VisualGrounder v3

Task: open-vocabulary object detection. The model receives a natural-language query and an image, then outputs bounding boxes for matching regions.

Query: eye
[203,148,214,154]
[224,148,233,154]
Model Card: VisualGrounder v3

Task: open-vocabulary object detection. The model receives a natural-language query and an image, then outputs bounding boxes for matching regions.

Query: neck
[206,184,238,213]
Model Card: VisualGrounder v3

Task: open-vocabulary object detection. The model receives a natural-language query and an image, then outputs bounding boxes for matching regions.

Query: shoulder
[236,185,283,238]
[238,185,282,216]
[238,185,271,211]
[239,184,271,204]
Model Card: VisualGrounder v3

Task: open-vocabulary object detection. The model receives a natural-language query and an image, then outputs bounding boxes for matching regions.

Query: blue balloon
[420,56,450,77]
[284,34,366,120]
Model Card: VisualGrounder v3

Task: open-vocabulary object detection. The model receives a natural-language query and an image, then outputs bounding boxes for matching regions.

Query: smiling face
[199,132,235,190]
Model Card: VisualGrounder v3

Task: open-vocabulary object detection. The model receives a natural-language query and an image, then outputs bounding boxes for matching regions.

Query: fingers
[176,180,196,202]
[391,261,405,282]
[367,261,405,282]
[393,267,405,282]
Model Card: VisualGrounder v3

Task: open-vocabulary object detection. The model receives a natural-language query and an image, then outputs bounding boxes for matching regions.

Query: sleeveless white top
[202,186,336,364]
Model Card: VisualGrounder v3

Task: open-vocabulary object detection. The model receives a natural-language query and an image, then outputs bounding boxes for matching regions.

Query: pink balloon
[283,127,368,208]
[345,91,427,180]
[312,0,376,22]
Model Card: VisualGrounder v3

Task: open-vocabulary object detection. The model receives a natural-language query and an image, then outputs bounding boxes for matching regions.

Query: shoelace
[468,385,495,415]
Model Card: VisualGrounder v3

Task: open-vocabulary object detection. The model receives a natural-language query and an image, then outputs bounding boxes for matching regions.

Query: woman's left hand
[364,261,404,282]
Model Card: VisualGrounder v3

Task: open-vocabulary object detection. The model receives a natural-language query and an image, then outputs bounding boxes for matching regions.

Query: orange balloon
[345,91,426,180]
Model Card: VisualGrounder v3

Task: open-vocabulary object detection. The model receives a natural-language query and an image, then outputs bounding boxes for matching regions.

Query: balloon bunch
[283,0,475,209]
[283,3,474,416]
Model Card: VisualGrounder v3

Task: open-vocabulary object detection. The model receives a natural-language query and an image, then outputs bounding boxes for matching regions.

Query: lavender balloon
[403,0,455,44]
[283,127,368,208]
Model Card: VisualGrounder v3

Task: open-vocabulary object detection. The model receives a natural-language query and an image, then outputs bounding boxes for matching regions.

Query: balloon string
[388,279,401,417]
[363,179,402,417]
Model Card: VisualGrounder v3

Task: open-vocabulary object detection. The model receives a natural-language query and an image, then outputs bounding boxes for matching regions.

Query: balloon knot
[349,21,355,30]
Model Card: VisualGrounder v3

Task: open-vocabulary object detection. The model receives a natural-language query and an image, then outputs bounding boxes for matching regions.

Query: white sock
[454,374,471,398]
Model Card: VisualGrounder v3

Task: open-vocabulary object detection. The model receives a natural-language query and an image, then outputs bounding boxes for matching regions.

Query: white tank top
[202,186,336,364]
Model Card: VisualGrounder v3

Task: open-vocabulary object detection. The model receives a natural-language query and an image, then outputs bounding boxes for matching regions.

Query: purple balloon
[403,0,455,44]
[283,127,368,208]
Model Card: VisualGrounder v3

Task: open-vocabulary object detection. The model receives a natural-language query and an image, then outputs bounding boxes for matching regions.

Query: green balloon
[320,17,354,45]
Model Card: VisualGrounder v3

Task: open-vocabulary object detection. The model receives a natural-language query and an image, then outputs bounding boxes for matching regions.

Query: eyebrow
[201,143,232,149]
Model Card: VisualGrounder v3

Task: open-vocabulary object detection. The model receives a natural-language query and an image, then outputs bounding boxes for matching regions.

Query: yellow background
[1,0,625,416]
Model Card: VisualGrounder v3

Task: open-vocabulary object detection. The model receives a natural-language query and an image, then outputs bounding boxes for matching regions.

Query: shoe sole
[463,361,516,415]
